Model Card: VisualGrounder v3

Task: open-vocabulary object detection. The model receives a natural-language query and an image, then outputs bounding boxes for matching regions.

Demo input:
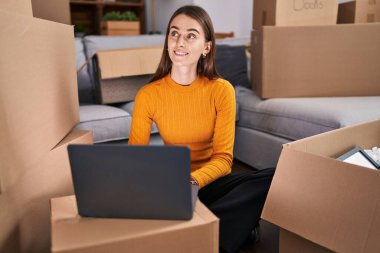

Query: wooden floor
[231,160,279,253]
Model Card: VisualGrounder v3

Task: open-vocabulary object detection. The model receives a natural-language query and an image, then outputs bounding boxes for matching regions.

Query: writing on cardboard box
[293,0,324,11]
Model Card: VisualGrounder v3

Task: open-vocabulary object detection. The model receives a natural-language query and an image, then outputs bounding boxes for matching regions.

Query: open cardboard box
[262,119,380,252]
[93,46,163,104]
[253,0,338,29]
[251,23,380,98]
[51,195,219,253]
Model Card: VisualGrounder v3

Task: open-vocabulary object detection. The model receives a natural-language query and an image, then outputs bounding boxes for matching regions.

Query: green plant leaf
[103,11,138,21]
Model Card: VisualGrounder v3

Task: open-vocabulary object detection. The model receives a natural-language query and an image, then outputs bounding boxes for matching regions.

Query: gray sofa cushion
[215,45,250,88]
[75,105,132,143]
[75,38,94,104]
[236,86,380,140]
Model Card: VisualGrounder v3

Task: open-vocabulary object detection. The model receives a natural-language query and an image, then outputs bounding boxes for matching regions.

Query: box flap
[338,1,356,24]
[96,46,163,79]
[288,119,380,158]
[263,121,380,252]
[53,130,93,149]
[31,0,71,25]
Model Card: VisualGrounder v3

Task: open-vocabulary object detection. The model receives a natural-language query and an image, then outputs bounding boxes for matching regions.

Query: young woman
[129,5,275,253]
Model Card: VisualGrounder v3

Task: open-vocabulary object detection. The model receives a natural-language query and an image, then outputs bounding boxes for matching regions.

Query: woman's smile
[173,50,189,56]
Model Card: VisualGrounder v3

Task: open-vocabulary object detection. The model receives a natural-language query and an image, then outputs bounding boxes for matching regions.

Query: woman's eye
[170,31,179,37]
[187,33,196,40]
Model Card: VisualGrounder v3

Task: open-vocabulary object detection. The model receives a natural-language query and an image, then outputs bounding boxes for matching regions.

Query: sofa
[74,35,250,145]
[74,35,380,170]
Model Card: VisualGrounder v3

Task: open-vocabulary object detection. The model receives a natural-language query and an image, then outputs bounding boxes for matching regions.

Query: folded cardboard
[101,20,140,36]
[0,10,79,191]
[51,195,219,253]
[31,0,71,25]
[0,130,93,253]
[262,119,380,253]
[253,0,338,29]
[93,46,163,104]
[338,0,380,24]
[0,0,32,16]
[251,23,380,98]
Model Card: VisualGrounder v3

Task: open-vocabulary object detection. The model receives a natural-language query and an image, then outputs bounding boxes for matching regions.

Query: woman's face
[167,14,211,69]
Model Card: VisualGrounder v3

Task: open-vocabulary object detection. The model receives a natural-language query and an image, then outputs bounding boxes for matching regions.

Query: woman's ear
[203,41,212,55]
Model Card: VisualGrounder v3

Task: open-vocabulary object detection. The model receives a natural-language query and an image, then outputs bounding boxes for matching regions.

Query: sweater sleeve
[128,88,154,145]
[190,81,236,188]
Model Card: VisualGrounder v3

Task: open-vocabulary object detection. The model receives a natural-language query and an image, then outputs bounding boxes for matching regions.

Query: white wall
[145,0,252,38]
[146,0,192,34]
[194,0,252,38]
[146,0,349,37]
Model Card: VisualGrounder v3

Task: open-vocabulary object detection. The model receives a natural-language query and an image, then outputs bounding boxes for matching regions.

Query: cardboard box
[93,46,163,104]
[101,21,140,36]
[0,130,93,253]
[253,0,338,29]
[338,0,380,24]
[0,10,79,190]
[101,29,141,36]
[31,0,71,25]
[51,195,219,253]
[262,119,380,252]
[251,23,380,98]
[0,0,33,16]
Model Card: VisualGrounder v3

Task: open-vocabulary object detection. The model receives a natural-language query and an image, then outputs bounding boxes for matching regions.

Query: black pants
[198,168,275,253]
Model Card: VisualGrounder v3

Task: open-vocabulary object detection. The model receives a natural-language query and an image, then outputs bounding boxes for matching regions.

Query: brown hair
[151,5,220,82]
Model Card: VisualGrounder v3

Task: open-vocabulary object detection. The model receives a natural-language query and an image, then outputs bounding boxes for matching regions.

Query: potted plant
[102,11,140,36]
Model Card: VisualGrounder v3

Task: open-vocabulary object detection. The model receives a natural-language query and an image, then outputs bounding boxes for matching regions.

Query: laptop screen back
[68,144,194,220]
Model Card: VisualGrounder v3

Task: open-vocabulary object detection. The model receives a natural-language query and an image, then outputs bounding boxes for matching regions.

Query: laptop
[67,144,198,220]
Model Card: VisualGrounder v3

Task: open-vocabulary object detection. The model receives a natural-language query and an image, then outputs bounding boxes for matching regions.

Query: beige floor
[232,160,279,253]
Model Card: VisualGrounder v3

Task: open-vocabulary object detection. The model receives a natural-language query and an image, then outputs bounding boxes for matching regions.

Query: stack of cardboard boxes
[251,1,380,252]
[0,0,92,252]
[0,2,218,253]
[252,0,380,98]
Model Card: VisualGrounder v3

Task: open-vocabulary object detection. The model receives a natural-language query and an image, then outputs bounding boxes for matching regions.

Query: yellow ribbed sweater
[128,74,236,188]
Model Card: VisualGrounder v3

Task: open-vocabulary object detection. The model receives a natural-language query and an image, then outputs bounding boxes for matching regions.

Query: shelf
[70,0,146,35]
[71,0,143,7]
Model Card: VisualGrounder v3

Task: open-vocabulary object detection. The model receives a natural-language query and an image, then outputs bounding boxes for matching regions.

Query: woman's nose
[176,35,185,47]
